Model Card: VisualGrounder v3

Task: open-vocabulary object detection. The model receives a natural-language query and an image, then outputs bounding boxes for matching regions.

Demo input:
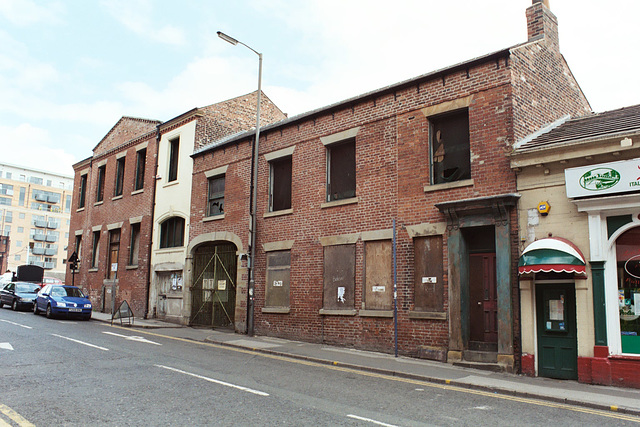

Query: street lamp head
[217,31,238,46]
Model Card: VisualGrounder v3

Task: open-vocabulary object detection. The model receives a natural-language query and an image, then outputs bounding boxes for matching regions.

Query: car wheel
[34,302,40,315]
[46,304,53,319]
[82,313,91,321]
[12,300,18,311]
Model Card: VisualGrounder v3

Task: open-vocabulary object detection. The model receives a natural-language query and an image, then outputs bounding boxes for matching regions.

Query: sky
[1,0,639,177]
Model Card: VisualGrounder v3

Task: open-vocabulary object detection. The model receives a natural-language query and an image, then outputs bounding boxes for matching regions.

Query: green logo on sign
[579,168,621,191]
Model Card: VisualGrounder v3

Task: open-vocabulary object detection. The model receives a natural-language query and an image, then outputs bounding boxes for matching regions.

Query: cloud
[100,0,185,46]
[0,123,75,176]
[0,0,64,26]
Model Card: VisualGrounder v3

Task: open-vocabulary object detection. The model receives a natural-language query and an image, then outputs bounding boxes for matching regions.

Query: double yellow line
[0,404,34,427]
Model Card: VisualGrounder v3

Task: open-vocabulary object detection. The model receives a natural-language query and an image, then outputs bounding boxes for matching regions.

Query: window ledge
[424,179,474,193]
[163,180,179,188]
[88,268,98,273]
[126,265,138,270]
[203,214,225,222]
[319,308,357,316]
[112,195,123,201]
[359,310,393,318]
[264,209,293,218]
[93,201,104,207]
[156,247,185,254]
[261,307,290,314]
[321,197,358,209]
[409,311,447,320]
[131,189,144,196]
[76,207,85,213]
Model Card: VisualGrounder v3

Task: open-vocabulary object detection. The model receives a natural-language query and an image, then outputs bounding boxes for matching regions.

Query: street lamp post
[217,31,262,337]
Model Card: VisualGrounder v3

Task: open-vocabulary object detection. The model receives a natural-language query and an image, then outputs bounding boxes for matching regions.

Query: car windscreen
[64,287,85,298]
[16,284,40,293]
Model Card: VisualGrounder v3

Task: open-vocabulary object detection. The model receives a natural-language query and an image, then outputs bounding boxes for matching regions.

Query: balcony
[34,220,47,228]
[47,195,60,204]
[31,248,45,255]
[47,221,59,229]
[45,235,57,243]
[29,261,44,268]
[34,193,48,202]
[44,248,57,256]
[33,234,46,242]
[44,262,55,270]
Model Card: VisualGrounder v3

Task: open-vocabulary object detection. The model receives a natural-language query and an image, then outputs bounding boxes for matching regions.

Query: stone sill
[203,214,225,222]
[264,209,293,218]
[321,197,358,209]
[409,311,447,320]
[261,307,290,314]
[319,309,357,316]
[424,179,474,193]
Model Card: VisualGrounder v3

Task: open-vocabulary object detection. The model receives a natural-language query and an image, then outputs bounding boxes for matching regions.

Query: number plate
[68,308,82,312]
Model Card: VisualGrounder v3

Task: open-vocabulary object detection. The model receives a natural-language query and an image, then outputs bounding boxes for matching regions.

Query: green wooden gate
[190,243,237,327]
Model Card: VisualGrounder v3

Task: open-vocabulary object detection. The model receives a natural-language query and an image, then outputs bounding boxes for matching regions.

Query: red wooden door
[469,253,498,343]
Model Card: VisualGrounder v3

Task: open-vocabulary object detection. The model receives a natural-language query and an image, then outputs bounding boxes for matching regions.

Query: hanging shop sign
[565,158,640,198]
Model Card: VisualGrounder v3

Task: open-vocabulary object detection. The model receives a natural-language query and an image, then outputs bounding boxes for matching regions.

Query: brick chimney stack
[526,0,559,50]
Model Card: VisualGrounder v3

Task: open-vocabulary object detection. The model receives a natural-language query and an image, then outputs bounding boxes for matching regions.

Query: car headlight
[84,304,92,308]
[56,302,67,308]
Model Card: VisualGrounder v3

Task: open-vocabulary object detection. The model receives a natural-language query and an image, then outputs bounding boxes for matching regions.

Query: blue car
[34,284,92,320]
[0,282,40,311]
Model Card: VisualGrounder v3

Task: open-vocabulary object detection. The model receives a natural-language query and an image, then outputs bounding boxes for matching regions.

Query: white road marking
[50,333,109,351]
[347,414,400,427]
[102,331,162,345]
[0,343,14,351]
[0,319,32,329]
[155,364,269,396]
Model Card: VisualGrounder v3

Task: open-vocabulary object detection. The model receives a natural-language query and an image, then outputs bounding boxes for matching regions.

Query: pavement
[91,311,640,417]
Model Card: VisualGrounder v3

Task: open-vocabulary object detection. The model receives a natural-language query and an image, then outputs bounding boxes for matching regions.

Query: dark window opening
[114,157,125,197]
[78,175,87,209]
[327,139,356,202]
[430,109,470,184]
[91,230,100,268]
[270,157,292,211]
[135,148,146,191]
[129,223,140,266]
[96,166,105,202]
[160,217,184,248]
[207,175,225,217]
[168,138,179,182]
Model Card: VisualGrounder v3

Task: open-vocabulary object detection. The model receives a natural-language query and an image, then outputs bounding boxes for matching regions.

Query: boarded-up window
[323,244,355,309]
[365,240,392,310]
[430,109,470,184]
[414,235,444,312]
[265,250,291,307]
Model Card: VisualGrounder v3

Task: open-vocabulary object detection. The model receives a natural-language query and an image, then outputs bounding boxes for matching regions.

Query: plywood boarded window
[265,250,291,308]
[414,235,444,312]
[323,244,355,309]
[429,109,470,184]
[365,240,392,310]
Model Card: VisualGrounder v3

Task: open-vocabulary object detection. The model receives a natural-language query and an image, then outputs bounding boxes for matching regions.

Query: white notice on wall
[372,286,385,293]
[217,280,227,291]
[422,277,437,284]
[273,280,283,287]
[337,287,346,303]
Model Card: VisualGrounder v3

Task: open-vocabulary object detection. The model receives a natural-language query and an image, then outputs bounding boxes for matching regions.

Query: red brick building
[67,92,285,318]
[187,0,590,372]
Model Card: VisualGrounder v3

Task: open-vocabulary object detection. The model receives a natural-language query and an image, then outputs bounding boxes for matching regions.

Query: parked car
[0,282,41,311]
[34,284,92,320]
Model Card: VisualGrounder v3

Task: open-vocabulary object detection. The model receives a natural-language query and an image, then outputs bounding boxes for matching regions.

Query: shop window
[135,148,146,191]
[129,223,140,266]
[364,240,392,310]
[114,157,125,197]
[78,174,87,208]
[96,166,105,203]
[413,235,444,312]
[168,138,179,182]
[207,175,225,217]
[429,109,470,184]
[326,139,356,202]
[160,217,184,248]
[265,250,291,308]
[617,226,640,354]
[323,244,355,309]
[269,156,292,212]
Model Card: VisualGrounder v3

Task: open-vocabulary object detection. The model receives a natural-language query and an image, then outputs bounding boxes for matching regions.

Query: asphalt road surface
[1,307,639,426]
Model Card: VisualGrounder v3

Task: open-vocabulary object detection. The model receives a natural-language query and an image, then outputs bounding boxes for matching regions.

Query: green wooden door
[536,284,578,380]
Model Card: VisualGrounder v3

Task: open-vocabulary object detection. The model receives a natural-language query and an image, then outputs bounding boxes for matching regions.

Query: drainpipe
[144,128,160,319]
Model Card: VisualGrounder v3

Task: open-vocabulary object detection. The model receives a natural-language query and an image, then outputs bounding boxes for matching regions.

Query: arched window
[160,217,185,248]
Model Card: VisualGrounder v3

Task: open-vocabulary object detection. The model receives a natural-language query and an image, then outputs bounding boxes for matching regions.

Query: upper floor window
[326,139,355,202]
[96,165,106,203]
[429,109,470,185]
[78,174,87,208]
[207,175,225,217]
[135,148,146,191]
[269,156,292,212]
[168,138,179,182]
[159,216,184,248]
[114,157,125,197]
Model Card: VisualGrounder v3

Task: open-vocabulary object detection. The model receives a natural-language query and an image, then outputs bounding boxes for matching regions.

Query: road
[1,307,639,426]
